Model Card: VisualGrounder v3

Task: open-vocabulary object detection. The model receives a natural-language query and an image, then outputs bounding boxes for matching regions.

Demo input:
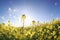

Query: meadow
[0,19,60,40]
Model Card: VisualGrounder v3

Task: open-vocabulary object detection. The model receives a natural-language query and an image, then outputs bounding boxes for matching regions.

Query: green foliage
[0,19,60,40]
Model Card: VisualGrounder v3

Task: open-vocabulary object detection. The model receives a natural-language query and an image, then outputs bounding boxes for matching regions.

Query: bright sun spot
[25,14,33,26]
[19,14,34,27]
[18,7,36,27]
[8,7,36,27]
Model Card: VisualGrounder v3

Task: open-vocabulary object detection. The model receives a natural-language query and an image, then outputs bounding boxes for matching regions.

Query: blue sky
[0,0,60,26]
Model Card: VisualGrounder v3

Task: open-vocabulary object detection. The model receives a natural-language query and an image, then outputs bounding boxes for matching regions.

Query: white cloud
[1,16,5,20]
[8,7,12,12]
[13,9,16,12]
[54,2,58,6]
[8,7,19,14]
[8,7,20,20]
[13,9,17,12]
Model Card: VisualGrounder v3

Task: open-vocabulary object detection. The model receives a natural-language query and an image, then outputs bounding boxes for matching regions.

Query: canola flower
[21,14,26,27]
[0,19,60,40]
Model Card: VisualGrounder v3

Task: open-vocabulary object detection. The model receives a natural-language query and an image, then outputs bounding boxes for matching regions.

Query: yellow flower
[46,26,49,28]
[27,31,31,35]
[30,32,35,38]
[52,31,56,36]
[39,28,42,32]
[49,25,53,29]
[44,29,46,32]
[59,32,60,34]
[21,14,26,20]
[32,20,36,25]
[48,36,52,39]
[47,30,50,33]
[54,35,57,38]
[25,33,28,36]
[58,26,60,29]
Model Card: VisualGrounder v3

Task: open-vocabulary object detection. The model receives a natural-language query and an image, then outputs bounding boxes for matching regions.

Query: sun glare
[19,14,34,27]
[25,14,33,26]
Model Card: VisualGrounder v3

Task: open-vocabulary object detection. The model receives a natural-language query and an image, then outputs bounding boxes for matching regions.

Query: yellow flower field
[0,19,60,40]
